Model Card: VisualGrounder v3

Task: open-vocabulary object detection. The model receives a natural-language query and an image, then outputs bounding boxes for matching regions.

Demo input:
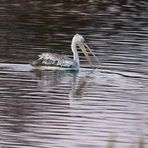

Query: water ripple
[0,1,148,147]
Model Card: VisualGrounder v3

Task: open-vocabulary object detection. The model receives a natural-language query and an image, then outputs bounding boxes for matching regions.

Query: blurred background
[0,0,147,69]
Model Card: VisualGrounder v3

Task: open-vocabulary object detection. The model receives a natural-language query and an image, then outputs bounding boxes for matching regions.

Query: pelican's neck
[71,41,80,68]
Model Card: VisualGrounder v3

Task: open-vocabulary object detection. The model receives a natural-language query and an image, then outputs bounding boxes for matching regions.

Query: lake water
[0,1,148,148]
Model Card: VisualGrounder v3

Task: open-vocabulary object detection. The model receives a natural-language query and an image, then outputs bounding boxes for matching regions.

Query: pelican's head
[72,34,99,68]
[72,34,85,45]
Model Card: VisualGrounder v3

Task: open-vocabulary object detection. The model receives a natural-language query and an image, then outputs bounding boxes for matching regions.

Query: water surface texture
[0,1,148,148]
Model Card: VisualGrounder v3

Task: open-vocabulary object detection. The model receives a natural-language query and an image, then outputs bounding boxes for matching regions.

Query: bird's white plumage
[33,53,78,68]
[31,34,98,70]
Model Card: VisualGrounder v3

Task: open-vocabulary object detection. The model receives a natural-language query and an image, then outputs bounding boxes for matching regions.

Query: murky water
[0,1,148,148]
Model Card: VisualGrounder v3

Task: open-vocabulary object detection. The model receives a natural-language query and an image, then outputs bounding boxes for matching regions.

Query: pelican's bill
[79,42,99,68]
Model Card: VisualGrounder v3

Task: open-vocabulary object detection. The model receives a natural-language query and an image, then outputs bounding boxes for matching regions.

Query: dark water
[0,1,148,148]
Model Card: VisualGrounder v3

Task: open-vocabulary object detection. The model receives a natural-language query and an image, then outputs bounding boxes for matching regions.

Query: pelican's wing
[31,53,78,68]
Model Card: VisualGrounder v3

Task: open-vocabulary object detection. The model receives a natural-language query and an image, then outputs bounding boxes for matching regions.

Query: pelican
[31,34,99,70]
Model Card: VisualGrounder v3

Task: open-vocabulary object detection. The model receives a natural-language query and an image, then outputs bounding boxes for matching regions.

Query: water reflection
[0,0,148,147]
[0,64,147,147]
[70,75,88,98]
[34,69,90,99]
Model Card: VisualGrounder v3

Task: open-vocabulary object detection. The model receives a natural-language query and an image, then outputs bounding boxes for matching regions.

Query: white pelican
[31,34,99,70]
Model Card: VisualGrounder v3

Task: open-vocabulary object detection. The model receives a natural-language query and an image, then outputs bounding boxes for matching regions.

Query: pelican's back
[31,53,78,69]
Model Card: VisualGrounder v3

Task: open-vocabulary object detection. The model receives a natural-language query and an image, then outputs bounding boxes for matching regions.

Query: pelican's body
[31,34,99,70]
[32,53,78,70]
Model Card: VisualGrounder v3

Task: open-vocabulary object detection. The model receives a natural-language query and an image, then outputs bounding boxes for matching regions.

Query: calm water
[0,1,148,148]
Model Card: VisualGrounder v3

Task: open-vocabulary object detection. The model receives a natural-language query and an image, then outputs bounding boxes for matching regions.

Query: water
[0,1,148,148]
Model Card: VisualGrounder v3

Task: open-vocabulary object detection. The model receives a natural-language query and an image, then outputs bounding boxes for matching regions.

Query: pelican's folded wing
[31,53,78,68]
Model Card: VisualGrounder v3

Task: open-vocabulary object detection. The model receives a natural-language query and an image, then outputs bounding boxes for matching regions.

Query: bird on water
[31,34,99,70]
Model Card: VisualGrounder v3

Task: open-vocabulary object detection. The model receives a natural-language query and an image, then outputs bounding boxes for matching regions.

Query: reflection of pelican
[31,34,99,70]
[33,69,89,98]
